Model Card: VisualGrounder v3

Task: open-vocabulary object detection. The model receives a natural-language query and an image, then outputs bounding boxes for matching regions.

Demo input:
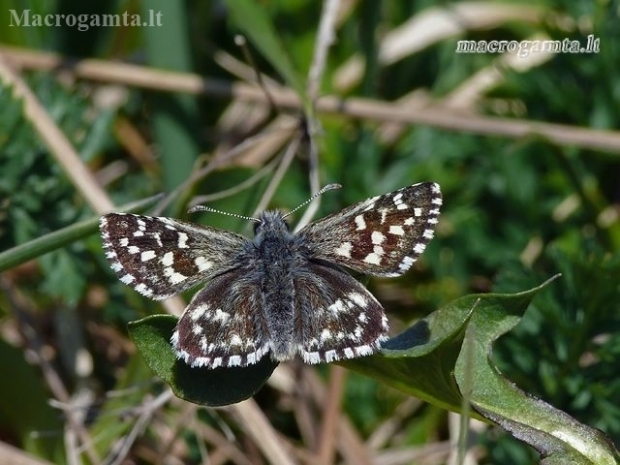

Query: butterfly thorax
[251,211,302,361]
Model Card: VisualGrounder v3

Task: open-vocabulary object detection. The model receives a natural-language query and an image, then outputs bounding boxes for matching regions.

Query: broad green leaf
[224,0,305,97]
[455,277,620,464]
[341,284,477,414]
[128,315,278,406]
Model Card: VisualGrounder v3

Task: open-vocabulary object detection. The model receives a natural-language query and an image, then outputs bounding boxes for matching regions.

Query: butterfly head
[253,211,292,244]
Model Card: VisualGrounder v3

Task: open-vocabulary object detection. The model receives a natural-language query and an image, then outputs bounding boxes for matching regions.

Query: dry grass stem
[228,399,297,465]
[3,46,618,153]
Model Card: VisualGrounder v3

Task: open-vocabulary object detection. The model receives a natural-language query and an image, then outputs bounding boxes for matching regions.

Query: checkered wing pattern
[295,262,388,364]
[100,213,246,300]
[298,182,442,277]
[171,269,270,368]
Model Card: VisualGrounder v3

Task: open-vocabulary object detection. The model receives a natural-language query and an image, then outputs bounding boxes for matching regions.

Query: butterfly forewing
[100,213,246,300]
[299,182,442,277]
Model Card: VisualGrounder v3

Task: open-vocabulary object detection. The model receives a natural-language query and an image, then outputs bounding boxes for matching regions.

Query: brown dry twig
[2,46,619,153]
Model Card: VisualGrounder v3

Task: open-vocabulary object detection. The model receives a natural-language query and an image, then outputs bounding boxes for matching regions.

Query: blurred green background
[0,1,619,464]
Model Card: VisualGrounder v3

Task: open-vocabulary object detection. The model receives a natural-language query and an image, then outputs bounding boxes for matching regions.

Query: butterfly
[100,182,441,369]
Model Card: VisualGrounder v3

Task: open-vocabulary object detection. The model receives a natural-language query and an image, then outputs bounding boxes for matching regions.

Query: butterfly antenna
[282,183,342,220]
[188,205,260,223]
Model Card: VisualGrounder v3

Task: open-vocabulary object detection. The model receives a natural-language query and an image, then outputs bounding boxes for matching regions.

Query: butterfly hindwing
[294,261,389,363]
[172,268,270,368]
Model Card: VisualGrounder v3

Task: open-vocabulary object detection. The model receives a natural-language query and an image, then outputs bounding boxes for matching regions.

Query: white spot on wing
[371,231,386,244]
[110,262,122,272]
[348,292,369,308]
[120,274,135,284]
[194,256,212,272]
[354,215,366,230]
[191,305,208,321]
[354,345,373,357]
[320,329,332,342]
[177,232,189,249]
[141,250,156,262]
[303,351,321,364]
[214,308,231,323]
[364,252,382,265]
[389,225,405,236]
[134,283,153,297]
[380,209,388,224]
[164,267,186,284]
[325,350,338,362]
[334,241,353,258]
[161,251,174,267]
[328,299,347,314]
[399,256,415,271]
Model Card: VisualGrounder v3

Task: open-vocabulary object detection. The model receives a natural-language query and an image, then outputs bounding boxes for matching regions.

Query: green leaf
[39,249,85,306]
[344,275,619,462]
[224,0,305,97]
[0,194,163,272]
[128,315,278,406]
[454,276,620,464]
[341,283,477,414]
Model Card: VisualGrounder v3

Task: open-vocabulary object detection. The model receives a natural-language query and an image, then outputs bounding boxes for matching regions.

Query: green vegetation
[0,1,619,463]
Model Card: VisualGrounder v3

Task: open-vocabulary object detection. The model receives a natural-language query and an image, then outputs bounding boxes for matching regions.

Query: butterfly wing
[298,182,441,277]
[172,268,270,368]
[294,261,389,363]
[100,213,247,300]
